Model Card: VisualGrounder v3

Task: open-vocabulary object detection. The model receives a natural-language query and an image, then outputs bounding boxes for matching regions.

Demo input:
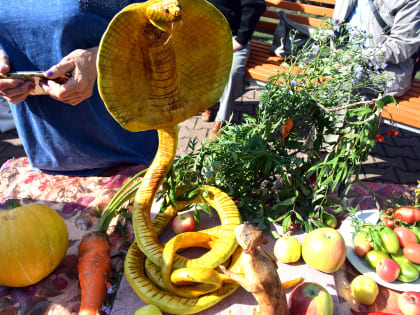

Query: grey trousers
[215,40,251,122]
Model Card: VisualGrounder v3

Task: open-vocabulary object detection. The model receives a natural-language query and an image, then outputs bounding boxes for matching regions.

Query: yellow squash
[0,200,69,287]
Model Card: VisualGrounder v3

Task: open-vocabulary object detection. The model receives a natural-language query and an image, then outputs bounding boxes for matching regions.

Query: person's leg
[215,42,250,122]
[209,41,250,138]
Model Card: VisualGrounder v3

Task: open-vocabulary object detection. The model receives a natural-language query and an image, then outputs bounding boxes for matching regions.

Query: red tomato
[394,226,418,247]
[403,243,420,264]
[381,210,395,229]
[172,213,195,234]
[393,206,420,224]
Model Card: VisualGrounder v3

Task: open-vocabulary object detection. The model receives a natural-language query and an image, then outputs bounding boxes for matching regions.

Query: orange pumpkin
[0,200,69,287]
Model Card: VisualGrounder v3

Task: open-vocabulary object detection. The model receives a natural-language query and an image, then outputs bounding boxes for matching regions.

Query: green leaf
[375,95,396,108]
[199,195,212,215]
[282,215,292,234]
[321,175,333,186]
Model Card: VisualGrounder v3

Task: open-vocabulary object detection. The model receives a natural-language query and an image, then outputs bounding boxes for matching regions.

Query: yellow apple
[351,275,379,305]
[274,234,301,263]
[302,227,346,273]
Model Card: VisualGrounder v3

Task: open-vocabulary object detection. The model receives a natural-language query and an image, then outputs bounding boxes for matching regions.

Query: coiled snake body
[98,0,242,313]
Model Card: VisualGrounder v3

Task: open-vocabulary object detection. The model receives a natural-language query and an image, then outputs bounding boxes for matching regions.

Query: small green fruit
[134,304,162,315]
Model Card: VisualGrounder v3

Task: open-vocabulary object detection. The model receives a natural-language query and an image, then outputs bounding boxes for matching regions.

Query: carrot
[78,231,112,315]
[77,168,146,314]
[282,277,302,290]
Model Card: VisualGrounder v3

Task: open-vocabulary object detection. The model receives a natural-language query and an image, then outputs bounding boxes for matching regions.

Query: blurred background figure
[202,0,266,138]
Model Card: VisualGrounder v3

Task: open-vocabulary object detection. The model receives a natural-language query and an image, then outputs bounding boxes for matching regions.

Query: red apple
[397,291,420,315]
[302,227,346,273]
[288,282,334,315]
[375,258,400,282]
[172,213,195,234]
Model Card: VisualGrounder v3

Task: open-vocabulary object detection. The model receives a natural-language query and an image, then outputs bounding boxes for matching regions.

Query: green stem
[96,168,147,232]
[6,198,21,210]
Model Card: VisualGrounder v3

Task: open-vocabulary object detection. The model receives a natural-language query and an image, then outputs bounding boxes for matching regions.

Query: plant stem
[96,168,147,232]
[6,198,21,210]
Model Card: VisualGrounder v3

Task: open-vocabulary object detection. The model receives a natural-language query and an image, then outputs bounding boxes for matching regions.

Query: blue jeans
[215,41,251,122]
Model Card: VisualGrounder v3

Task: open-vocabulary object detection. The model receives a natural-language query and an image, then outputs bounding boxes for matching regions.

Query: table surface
[111,208,341,315]
[0,158,417,315]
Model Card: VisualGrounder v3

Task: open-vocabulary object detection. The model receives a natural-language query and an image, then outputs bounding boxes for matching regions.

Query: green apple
[302,227,346,273]
[134,304,162,315]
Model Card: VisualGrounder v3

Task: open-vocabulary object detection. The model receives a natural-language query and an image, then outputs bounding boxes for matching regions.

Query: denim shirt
[0,0,158,176]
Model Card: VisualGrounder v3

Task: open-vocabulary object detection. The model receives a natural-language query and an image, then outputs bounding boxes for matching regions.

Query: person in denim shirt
[0,0,158,175]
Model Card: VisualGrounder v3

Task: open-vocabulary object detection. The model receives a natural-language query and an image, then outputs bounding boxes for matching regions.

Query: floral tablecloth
[0,157,417,315]
[0,157,146,315]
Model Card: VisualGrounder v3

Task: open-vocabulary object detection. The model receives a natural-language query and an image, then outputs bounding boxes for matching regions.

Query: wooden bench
[246,0,420,131]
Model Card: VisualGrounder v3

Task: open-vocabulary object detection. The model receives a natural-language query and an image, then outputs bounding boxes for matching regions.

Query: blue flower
[290,80,298,86]
[387,78,396,88]
[355,65,363,78]
[102,305,111,315]
[312,44,319,53]
[107,286,116,295]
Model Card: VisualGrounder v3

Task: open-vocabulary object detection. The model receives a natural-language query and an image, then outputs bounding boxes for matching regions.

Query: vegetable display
[96,0,246,313]
[0,199,69,287]
[351,204,420,285]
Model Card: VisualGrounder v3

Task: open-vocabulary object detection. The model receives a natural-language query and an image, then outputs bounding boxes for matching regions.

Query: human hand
[233,38,245,51]
[0,50,35,104]
[42,46,99,105]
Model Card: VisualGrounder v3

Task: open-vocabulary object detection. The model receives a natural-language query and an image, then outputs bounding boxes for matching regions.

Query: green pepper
[391,251,420,272]
[379,226,400,254]
[397,262,419,282]
[365,250,389,269]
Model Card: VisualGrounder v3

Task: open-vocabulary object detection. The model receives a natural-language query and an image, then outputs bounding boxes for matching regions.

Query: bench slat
[382,102,420,128]
[266,0,336,5]
[267,1,334,18]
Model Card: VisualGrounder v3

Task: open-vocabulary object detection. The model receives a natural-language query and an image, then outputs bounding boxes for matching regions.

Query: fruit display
[0,199,69,287]
[302,227,347,273]
[349,207,420,285]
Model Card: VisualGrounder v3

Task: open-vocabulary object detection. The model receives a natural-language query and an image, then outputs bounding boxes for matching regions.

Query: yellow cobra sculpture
[97,0,243,313]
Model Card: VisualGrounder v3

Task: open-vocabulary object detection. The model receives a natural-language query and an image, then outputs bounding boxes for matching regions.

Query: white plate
[338,209,420,292]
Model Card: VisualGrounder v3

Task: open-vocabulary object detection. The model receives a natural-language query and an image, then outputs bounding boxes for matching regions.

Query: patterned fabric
[0,157,145,314]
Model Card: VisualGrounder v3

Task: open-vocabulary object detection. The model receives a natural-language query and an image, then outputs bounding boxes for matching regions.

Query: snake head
[146,0,182,32]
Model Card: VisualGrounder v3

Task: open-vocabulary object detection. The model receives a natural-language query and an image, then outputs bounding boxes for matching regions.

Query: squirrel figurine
[220,222,288,315]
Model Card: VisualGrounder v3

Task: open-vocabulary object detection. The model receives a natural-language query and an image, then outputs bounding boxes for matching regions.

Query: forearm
[375,1,420,64]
